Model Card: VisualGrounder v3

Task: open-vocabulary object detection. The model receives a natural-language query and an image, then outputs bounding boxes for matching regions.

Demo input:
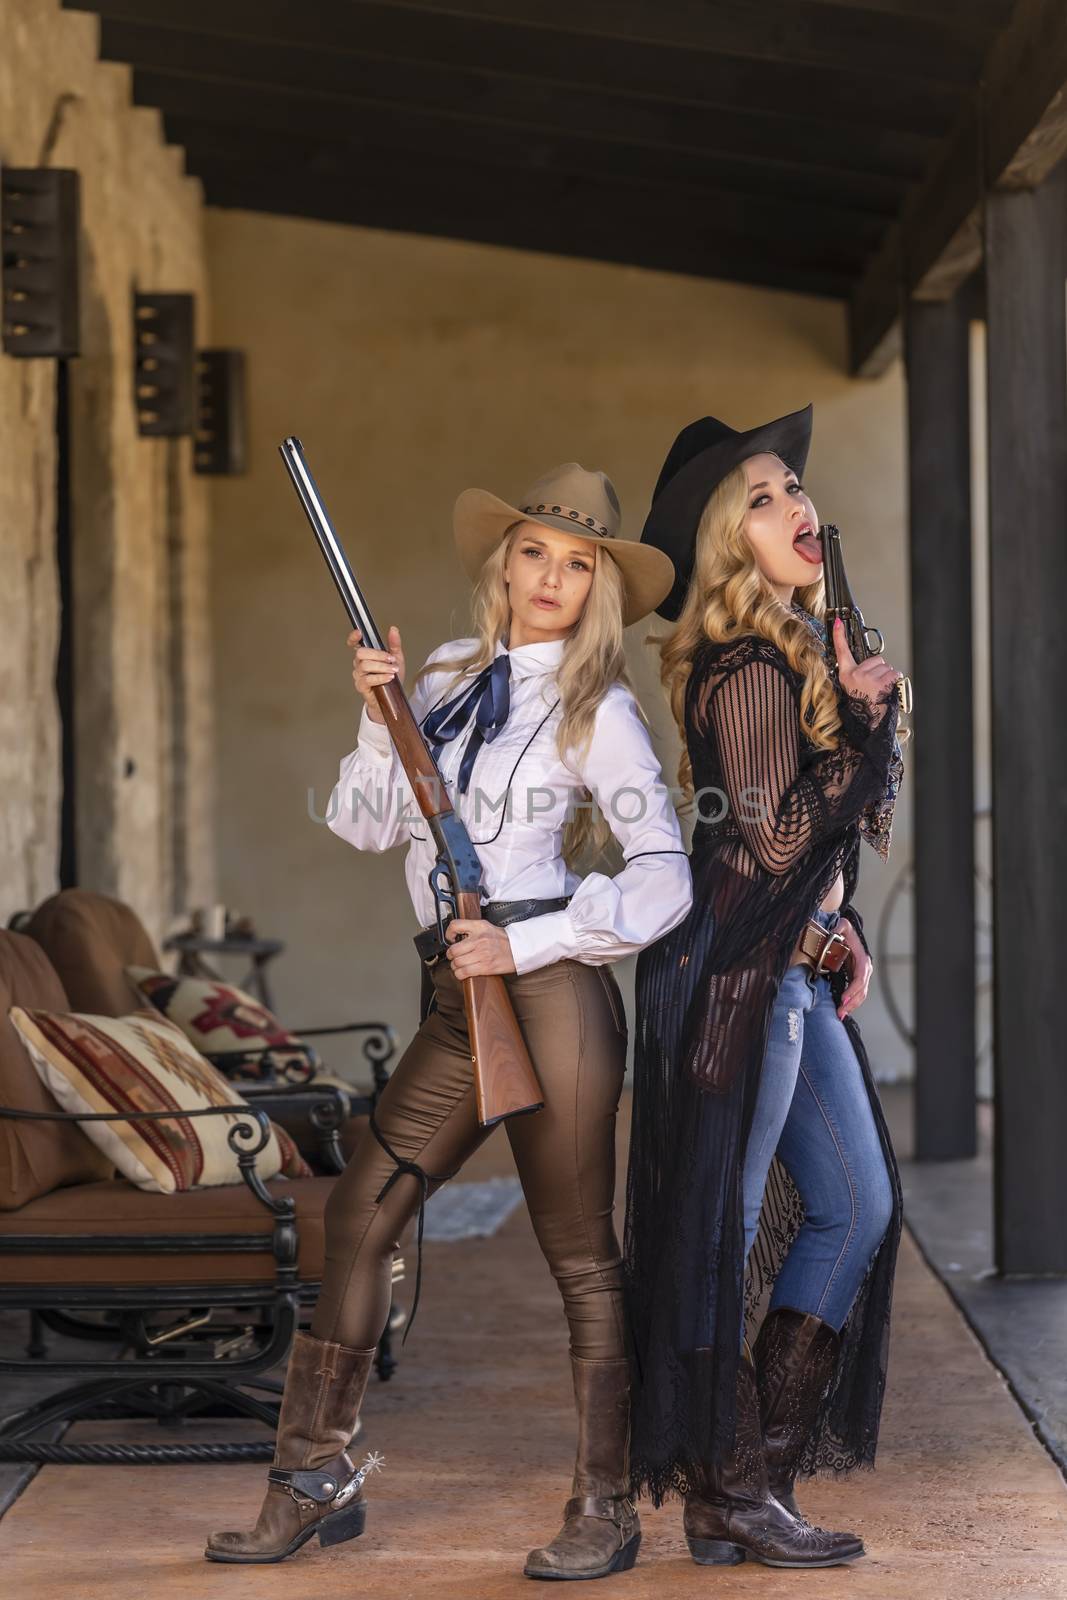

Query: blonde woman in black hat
[206,464,692,1579]
[625,407,905,1568]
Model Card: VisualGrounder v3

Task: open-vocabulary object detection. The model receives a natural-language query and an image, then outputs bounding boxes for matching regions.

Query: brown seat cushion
[26,889,157,1015]
[0,933,113,1211]
[0,1174,334,1287]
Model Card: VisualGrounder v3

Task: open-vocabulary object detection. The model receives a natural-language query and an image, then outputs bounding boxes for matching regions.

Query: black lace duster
[625,629,903,1505]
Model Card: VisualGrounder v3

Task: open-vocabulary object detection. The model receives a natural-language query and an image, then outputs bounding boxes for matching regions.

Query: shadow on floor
[882,1082,1067,1479]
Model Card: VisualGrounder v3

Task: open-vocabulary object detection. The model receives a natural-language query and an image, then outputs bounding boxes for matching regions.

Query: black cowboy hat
[640,403,814,621]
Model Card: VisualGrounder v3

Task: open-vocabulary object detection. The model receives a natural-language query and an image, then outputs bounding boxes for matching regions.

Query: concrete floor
[894,1096,1067,1480]
[3,1099,1067,1600]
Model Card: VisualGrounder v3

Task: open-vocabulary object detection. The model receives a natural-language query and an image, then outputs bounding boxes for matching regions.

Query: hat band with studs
[521,502,613,539]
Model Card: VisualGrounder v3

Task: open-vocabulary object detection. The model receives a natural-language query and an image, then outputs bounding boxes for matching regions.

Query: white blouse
[327,635,693,974]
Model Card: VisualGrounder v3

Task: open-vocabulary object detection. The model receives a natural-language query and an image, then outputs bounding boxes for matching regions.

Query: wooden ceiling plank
[190,155,857,296]
[162,107,907,216]
[97,17,959,140]
[171,119,885,257]
[67,0,987,84]
[132,67,933,183]
[799,0,1011,28]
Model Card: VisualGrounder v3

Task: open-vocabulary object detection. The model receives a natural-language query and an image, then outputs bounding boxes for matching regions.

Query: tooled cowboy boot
[205,1331,380,1564]
[524,1355,641,1581]
[683,1350,863,1569]
[754,1308,840,1518]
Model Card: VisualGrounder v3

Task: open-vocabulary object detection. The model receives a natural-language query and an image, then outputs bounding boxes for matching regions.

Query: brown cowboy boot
[684,1350,863,1569]
[754,1308,840,1517]
[205,1331,380,1564]
[523,1355,641,1581]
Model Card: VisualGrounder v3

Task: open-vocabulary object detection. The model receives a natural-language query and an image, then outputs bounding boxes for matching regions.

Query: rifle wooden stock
[454,891,545,1129]
[374,685,544,1127]
[379,684,543,1125]
[373,677,446,818]
[278,435,543,1127]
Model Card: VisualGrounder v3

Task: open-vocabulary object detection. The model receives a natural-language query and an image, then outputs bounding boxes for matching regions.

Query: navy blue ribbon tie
[422,655,512,794]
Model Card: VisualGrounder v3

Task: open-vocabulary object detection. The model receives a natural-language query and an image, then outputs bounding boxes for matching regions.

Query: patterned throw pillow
[9,1006,312,1193]
[125,967,313,1081]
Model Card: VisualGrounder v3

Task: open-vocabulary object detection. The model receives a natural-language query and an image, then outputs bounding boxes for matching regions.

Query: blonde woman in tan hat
[206,464,692,1579]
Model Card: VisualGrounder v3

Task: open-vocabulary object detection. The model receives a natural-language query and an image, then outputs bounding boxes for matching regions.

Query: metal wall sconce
[194,349,247,475]
[1,168,81,358]
[133,291,194,436]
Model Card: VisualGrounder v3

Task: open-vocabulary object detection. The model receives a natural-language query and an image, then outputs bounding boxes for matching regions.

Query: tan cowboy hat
[453,463,676,627]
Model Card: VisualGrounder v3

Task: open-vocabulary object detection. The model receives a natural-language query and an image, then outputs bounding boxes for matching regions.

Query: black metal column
[55,359,77,889]
[904,292,977,1161]
[985,162,1067,1274]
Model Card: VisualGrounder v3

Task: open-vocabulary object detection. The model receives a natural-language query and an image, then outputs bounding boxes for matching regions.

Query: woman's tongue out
[793,527,823,566]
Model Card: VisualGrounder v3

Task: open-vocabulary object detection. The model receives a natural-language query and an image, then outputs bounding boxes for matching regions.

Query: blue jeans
[741,912,893,1332]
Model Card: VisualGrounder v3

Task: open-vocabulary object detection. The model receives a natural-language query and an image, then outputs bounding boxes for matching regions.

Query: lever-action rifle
[280,436,544,1128]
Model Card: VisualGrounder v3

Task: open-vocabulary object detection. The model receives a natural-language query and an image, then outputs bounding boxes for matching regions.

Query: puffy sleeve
[326,642,465,854]
[701,645,900,878]
[504,689,693,975]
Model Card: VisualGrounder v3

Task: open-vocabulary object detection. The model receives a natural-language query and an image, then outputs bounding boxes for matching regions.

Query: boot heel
[318,1500,367,1548]
[612,1531,641,1572]
[687,1536,744,1566]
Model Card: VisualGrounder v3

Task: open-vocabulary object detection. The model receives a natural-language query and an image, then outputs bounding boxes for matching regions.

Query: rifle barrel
[279,436,384,649]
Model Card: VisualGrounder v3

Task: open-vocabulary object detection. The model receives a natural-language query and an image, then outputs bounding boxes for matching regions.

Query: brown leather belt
[795,917,851,975]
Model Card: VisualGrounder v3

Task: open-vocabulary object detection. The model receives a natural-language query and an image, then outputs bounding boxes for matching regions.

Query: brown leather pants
[311,955,629,1361]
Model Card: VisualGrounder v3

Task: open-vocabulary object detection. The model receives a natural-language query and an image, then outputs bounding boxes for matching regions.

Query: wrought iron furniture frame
[0,1093,345,1465]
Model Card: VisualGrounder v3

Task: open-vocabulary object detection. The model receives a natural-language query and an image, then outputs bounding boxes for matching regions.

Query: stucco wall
[0,0,214,939]
[206,210,914,1081]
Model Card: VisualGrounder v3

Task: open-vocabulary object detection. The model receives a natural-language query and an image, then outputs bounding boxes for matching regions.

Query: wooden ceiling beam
[849,0,1067,376]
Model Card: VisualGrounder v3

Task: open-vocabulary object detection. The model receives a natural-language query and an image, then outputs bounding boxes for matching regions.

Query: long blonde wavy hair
[658,462,840,797]
[417,524,631,865]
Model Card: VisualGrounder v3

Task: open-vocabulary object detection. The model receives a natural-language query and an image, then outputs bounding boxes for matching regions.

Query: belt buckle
[816,929,849,975]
